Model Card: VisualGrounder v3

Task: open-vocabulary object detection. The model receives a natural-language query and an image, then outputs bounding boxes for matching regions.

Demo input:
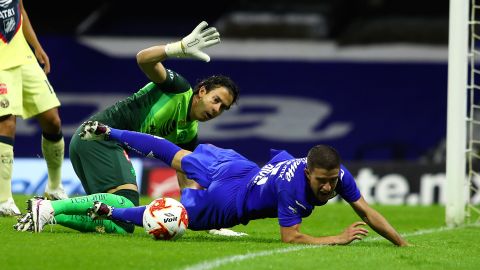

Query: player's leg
[54,214,131,234]
[15,193,135,233]
[70,126,139,202]
[80,122,191,172]
[0,115,20,216]
[69,126,139,233]
[37,108,65,199]
[21,62,66,200]
[53,193,136,233]
[51,193,134,215]
[52,193,136,233]
[0,67,22,216]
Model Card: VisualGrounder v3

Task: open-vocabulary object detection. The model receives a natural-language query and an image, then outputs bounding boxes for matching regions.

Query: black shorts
[69,126,137,195]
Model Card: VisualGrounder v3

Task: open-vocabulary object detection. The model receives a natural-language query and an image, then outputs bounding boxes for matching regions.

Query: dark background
[16,0,451,163]
[25,0,448,44]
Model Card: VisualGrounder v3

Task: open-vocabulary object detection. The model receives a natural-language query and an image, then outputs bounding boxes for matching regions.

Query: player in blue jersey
[19,121,408,246]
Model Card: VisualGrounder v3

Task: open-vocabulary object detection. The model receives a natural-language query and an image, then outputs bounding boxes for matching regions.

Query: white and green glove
[165,21,220,62]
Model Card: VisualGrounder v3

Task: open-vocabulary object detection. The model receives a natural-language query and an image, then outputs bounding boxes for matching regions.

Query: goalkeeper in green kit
[61,21,240,234]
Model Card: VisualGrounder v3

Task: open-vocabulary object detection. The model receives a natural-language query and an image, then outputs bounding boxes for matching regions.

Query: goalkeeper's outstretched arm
[136,21,221,83]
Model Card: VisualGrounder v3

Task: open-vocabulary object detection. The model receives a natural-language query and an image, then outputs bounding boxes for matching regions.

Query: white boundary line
[182,223,480,270]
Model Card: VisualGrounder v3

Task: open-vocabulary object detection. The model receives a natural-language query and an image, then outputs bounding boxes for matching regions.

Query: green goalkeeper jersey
[90,69,198,148]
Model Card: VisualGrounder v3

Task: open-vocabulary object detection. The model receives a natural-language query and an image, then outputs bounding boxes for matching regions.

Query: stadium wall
[11,36,457,205]
[15,36,447,163]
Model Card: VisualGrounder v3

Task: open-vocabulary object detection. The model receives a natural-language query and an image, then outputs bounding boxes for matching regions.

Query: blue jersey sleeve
[337,165,361,202]
[277,190,303,227]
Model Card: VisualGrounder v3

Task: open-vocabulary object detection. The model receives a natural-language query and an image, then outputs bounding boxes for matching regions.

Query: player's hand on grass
[336,221,369,245]
[79,121,111,141]
[165,21,220,62]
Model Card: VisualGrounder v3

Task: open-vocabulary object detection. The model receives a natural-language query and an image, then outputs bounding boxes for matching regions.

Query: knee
[41,112,62,134]
[48,115,62,132]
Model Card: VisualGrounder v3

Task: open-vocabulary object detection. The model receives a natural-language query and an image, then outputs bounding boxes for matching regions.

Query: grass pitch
[1,195,479,270]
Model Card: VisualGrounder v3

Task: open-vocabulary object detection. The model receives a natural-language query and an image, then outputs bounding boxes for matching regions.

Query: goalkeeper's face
[191,86,234,122]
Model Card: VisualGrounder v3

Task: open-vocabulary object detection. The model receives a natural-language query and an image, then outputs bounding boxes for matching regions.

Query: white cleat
[208,228,248,237]
[29,198,54,232]
[0,198,21,216]
[44,185,68,200]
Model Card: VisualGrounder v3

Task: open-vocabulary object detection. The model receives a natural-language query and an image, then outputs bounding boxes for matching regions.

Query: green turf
[1,195,479,270]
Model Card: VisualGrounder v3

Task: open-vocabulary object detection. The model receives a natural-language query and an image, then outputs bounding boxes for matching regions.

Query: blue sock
[109,128,181,165]
[111,206,146,226]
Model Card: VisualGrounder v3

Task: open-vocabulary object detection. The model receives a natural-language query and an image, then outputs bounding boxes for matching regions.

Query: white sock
[0,142,13,202]
[42,136,64,189]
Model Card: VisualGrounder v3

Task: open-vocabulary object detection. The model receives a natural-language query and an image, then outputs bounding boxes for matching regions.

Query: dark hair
[306,145,341,171]
[193,75,239,107]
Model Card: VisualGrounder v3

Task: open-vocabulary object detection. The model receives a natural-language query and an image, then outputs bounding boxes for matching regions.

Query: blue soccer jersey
[104,128,362,230]
[240,149,361,227]
[181,145,361,229]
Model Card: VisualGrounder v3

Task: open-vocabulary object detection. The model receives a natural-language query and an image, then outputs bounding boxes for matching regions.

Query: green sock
[54,214,128,234]
[51,193,134,215]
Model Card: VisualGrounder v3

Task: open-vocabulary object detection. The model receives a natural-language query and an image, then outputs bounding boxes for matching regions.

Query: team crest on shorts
[0,97,9,108]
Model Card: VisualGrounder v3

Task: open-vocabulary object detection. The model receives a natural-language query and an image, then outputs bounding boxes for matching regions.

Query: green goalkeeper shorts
[69,126,137,197]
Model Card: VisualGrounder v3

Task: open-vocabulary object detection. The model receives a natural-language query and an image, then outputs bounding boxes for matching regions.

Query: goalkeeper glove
[165,21,220,62]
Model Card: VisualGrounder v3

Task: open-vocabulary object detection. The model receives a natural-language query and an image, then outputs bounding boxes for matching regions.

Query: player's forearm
[20,5,42,51]
[282,231,340,245]
[136,46,168,83]
[136,45,168,65]
[363,209,408,246]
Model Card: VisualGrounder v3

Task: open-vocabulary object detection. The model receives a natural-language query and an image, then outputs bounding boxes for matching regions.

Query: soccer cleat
[26,196,45,212]
[87,201,113,220]
[208,228,248,237]
[44,185,68,200]
[0,197,21,216]
[13,212,34,232]
[79,121,111,141]
[29,197,54,232]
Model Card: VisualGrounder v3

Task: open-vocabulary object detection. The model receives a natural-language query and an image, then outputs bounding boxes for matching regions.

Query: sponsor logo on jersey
[295,200,307,210]
[0,1,13,9]
[0,83,7,94]
[281,158,306,182]
[0,1,19,42]
[288,206,297,214]
[0,7,14,20]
